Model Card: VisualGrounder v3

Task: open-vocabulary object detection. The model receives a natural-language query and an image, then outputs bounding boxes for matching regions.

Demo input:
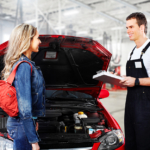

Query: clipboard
[93,71,125,87]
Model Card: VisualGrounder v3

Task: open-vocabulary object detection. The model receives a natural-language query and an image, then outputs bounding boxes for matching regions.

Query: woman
[1,24,45,150]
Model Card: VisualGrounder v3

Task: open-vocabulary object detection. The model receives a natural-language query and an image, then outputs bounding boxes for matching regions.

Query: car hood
[0,35,111,98]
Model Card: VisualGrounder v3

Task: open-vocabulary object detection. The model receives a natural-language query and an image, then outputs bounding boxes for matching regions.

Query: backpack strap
[6,61,32,85]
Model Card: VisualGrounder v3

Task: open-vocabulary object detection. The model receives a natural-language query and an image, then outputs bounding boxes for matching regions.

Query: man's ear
[140,24,145,33]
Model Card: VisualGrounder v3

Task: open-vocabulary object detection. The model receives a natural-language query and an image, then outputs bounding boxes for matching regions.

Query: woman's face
[29,30,41,53]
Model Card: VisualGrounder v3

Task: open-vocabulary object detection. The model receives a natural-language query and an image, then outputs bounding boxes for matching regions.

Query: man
[120,12,150,150]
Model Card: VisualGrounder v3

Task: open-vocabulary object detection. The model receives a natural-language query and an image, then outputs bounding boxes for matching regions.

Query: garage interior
[0,0,150,143]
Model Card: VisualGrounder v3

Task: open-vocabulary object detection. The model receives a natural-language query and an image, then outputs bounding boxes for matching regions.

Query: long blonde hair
[1,23,37,80]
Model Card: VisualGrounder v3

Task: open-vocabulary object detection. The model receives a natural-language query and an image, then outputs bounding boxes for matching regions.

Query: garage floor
[100,90,127,135]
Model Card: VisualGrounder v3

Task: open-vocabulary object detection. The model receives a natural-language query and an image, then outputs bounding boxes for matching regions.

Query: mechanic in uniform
[120,12,150,150]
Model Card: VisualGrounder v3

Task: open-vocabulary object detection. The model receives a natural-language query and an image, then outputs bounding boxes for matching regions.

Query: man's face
[126,18,144,41]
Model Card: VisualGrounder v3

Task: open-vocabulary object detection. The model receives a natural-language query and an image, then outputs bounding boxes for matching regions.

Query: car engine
[37,96,111,149]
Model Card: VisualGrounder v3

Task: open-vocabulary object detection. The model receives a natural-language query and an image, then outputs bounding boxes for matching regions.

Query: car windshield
[45,90,93,100]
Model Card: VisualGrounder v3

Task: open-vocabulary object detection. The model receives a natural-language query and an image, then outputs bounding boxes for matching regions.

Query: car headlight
[0,137,13,150]
[98,129,124,150]
[5,139,13,150]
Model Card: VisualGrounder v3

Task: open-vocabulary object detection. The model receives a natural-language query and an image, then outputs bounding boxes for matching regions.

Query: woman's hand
[32,123,39,149]
[31,142,40,150]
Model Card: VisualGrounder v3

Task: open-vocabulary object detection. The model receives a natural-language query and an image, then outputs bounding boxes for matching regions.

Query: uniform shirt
[128,39,150,77]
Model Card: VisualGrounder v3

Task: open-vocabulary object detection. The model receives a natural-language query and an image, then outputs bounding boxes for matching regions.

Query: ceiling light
[111,27,123,30]
[64,10,79,16]
[77,31,88,35]
[4,16,10,19]
[91,19,104,24]
[55,26,65,30]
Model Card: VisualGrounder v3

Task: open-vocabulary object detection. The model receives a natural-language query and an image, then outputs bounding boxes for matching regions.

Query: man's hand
[120,76,136,87]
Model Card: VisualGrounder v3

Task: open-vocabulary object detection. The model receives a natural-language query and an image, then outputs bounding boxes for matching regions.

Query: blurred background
[0,0,150,133]
[0,0,150,75]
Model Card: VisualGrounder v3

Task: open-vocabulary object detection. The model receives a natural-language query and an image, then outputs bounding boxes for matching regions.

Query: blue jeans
[7,117,32,150]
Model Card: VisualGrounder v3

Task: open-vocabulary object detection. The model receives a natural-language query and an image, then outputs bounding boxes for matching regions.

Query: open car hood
[0,35,111,98]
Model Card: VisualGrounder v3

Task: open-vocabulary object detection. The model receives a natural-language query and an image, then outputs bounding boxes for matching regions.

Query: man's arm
[139,78,150,86]
[120,76,150,87]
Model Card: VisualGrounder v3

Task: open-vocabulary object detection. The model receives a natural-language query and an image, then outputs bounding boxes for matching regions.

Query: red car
[0,35,125,150]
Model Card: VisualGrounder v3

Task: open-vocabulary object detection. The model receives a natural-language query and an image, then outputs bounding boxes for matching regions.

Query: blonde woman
[1,24,45,150]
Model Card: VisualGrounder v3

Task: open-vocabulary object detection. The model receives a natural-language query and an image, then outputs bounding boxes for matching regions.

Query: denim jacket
[10,54,46,143]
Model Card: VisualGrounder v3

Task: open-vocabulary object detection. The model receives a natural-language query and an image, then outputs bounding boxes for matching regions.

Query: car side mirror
[98,89,109,99]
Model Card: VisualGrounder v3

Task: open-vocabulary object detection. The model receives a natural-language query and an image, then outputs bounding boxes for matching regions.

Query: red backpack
[0,61,32,117]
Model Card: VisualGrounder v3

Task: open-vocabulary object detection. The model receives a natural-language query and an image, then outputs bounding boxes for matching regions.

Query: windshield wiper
[47,97,94,103]
[46,104,103,112]
[46,84,79,88]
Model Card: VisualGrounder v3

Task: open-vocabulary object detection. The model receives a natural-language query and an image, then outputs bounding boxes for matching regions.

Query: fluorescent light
[64,10,79,16]
[5,16,10,19]
[55,26,65,30]
[91,19,104,24]
[111,26,123,30]
[77,31,88,35]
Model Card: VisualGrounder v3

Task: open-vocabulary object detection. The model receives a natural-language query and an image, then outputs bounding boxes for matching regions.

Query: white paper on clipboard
[93,71,125,87]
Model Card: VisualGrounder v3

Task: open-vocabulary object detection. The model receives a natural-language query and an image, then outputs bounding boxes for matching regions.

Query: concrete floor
[100,90,127,135]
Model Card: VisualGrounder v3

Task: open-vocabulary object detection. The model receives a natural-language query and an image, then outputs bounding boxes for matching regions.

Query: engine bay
[37,94,112,149]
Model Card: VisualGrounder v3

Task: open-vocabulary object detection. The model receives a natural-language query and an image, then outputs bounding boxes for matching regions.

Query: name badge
[135,62,142,68]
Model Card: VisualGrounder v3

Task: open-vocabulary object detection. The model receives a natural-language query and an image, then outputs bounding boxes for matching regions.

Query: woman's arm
[15,62,39,144]
[31,143,40,150]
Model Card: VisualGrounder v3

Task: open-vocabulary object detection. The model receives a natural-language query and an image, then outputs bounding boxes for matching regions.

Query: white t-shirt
[128,39,150,77]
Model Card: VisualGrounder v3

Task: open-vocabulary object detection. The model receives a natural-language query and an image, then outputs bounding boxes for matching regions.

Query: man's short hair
[126,12,147,34]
